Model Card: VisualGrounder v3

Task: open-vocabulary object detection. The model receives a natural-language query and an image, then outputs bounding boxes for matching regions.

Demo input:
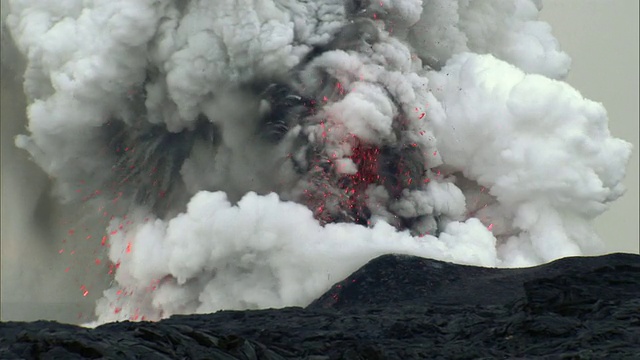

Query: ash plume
[3,0,632,324]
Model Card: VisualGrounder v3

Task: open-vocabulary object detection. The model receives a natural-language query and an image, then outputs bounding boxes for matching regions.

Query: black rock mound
[2,253,639,359]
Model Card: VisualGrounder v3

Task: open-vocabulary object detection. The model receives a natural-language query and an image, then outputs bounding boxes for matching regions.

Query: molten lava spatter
[348,145,382,189]
[342,145,382,224]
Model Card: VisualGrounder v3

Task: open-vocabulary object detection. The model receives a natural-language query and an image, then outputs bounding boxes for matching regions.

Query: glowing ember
[348,145,381,188]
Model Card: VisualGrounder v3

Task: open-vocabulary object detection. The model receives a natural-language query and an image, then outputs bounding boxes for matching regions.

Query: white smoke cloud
[4,0,632,324]
[96,191,497,323]
[427,52,632,264]
[409,0,570,78]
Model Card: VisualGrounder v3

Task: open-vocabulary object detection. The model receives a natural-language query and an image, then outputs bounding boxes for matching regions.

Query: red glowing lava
[338,144,384,223]
[307,139,385,224]
[348,145,381,189]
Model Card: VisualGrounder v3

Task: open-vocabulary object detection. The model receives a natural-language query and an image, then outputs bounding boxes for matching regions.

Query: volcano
[2,0,634,328]
[2,252,639,359]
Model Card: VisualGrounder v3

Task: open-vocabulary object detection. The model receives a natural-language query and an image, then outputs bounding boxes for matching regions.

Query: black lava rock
[2,253,639,359]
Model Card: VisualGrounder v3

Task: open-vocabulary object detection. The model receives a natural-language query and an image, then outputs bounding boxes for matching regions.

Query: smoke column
[3,0,631,324]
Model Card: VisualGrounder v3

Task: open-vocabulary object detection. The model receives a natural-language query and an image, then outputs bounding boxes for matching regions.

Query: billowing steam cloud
[5,0,631,324]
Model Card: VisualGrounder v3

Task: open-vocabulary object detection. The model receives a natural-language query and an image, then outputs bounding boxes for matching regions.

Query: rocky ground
[2,253,639,359]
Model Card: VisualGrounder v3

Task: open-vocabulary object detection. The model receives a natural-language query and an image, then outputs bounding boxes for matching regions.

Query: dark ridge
[2,252,639,359]
[308,252,640,309]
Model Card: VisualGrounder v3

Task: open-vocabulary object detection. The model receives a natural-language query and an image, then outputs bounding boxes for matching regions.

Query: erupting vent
[5,0,631,325]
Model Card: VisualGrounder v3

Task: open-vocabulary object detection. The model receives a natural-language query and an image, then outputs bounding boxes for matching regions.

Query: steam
[4,0,631,324]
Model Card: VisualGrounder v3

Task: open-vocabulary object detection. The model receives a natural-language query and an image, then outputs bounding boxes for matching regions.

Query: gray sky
[541,0,639,254]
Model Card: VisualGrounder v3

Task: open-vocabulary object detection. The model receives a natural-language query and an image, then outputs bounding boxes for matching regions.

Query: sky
[0,0,638,324]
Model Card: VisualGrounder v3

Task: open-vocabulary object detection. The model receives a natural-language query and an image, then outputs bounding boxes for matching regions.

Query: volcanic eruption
[3,0,632,324]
